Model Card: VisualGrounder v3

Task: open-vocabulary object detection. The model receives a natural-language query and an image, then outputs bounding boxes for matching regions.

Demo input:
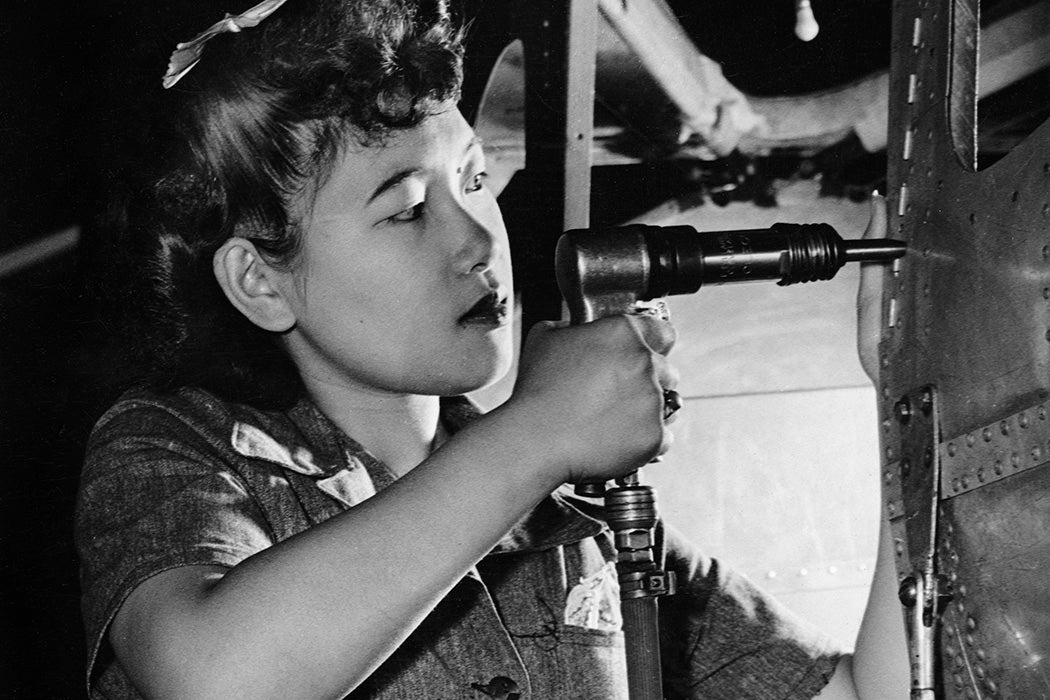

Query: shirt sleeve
[658,521,845,700]
[75,397,274,689]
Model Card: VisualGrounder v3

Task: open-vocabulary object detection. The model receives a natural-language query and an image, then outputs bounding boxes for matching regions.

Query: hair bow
[162,0,291,89]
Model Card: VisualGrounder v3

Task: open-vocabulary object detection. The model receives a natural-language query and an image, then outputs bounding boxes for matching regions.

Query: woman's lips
[459,291,510,326]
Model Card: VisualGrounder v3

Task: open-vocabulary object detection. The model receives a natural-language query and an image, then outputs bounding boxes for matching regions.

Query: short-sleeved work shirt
[76,386,843,699]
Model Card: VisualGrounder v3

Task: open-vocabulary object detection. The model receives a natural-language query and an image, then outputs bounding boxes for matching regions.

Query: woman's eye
[466,171,488,193]
[388,202,424,223]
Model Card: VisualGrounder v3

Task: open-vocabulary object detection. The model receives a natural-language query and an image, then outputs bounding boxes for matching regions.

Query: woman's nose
[451,203,503,276]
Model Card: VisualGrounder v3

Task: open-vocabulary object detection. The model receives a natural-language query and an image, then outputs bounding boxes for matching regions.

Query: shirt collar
[231,394,606,552]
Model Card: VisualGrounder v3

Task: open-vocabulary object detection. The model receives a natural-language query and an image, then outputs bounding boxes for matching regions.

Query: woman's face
[277,108,515,398]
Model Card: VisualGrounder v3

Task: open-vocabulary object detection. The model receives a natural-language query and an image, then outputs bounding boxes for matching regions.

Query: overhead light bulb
[795,0,820,41]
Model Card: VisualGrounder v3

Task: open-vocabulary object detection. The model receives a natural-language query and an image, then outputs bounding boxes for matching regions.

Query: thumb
[857,193,888,384]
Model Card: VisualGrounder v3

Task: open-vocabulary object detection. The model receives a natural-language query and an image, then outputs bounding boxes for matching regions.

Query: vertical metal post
[500,0,596,330]
[560,0,596,233]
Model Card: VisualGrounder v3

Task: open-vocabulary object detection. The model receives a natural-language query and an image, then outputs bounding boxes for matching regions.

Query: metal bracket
[941,402,1050,498]
[885,385,953,699]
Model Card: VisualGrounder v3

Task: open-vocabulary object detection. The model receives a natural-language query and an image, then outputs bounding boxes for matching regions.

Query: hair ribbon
[162,0,291,89]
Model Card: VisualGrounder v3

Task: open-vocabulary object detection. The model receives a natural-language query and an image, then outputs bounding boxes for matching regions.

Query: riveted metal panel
[881,0,1050,696]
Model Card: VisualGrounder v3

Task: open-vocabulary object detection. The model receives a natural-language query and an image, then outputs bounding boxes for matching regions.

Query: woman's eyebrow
[369,137,484,202]
[367,168,420,204]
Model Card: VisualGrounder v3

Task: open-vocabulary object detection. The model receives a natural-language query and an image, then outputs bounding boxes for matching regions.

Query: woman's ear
[213,238,296,332]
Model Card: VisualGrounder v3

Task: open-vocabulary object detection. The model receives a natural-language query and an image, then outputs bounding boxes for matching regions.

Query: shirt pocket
[528,624,628,699]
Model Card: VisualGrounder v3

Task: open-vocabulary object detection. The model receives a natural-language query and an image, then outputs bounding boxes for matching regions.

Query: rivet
[976,665,986,679]
[898,577,918,605]
[1000,420,1010,435]
[954,653,964,669]
[896,541,905,555]
[960,584,968,597]
[952,478,961,492]
[888,502,897,515]
[920,388,933,413]
[961,476,970,489]
[976,649,986,662]
[1033,446,1042,462]
[982,427,993,442]
[1011,452,1021,467]
[1013,190,1020,203]
[977,467,985,482]
[798,568,808,576]
[901,459,912,478]
[994,460,1004,475]
[1044,287,1050,300]
[948,442,958,457]
[884,470,894,485]
[1039,406,1047,420]
[1020,412,1030,428]
[766,570,777,579]
[970,212,977,225]
[966,633,975,646]
[968,615,977,631]
[987,679,998,693]
[895,396,912,424]
[953,673,964,689]
[965,433,976,447]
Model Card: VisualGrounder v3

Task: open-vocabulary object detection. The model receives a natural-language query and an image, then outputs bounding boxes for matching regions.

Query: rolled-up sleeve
[75,398,274,689]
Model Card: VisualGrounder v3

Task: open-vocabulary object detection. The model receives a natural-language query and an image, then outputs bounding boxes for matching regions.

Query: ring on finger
[662,389,682,420]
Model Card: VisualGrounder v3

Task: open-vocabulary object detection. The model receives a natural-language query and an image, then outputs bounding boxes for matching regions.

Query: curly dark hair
[97,0,465,409]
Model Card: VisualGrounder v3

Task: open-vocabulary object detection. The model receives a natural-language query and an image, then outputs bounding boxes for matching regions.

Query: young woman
[76,1,907,697]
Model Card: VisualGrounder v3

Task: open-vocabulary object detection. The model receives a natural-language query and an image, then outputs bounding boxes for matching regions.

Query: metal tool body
[557,222,906,323]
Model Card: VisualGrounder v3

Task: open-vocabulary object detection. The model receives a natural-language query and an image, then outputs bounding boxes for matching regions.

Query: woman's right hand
[502,313,678,485]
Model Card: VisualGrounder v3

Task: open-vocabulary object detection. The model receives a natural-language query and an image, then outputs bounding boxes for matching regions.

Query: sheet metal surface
[882,0,1050,696]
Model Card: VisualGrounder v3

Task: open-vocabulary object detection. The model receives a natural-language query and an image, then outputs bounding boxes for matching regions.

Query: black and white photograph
[2,0,1048,697]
